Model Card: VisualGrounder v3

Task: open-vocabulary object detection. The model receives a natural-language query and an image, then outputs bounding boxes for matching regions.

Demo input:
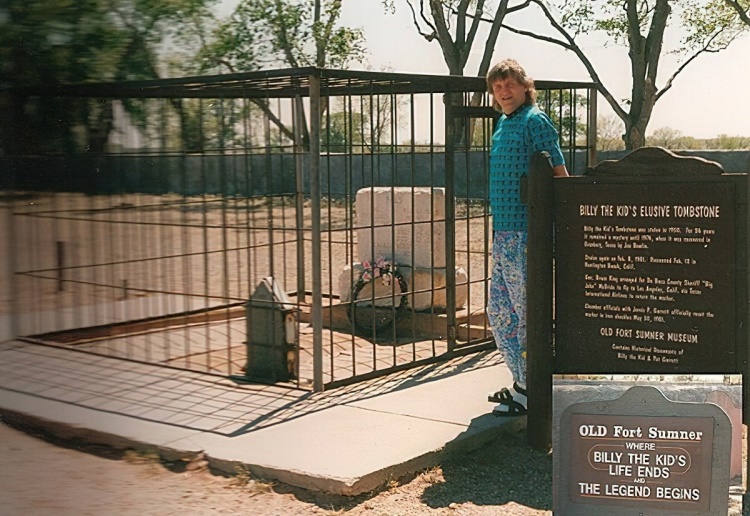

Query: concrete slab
[0,340,523,495]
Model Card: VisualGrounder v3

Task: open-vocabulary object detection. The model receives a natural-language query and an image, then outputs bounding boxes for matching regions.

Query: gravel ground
[0,420,551,515]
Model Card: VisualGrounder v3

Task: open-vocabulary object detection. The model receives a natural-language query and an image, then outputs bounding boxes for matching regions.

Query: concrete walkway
[0,340,522,495]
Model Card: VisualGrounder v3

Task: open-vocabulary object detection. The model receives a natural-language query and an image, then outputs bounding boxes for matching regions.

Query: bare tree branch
[429,0,459,69]
[405,0,436,40]
[463,0,486,64]
[506,0,629,122]
[655,31,732,102]
[476,0,511,77]
[456,0,472,47]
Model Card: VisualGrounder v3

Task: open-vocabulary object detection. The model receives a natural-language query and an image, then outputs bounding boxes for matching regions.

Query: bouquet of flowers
[349,256,408,337]
[360,257,396,286]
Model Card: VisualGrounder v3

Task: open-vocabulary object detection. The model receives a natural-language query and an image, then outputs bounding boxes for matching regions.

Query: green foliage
[537,89,589,148]
[556,0,744,62]
[1,0,126,88]
[597,115,625,151]
[321,95,408,153]
[198,0,366,73]
[550,0,747,149]
[706,134,750,149]
[646,126,684,149]
[1,0,218,154]
[679,0,745,51]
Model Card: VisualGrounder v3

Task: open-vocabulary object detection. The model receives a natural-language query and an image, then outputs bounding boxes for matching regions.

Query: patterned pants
[487,230,527,388]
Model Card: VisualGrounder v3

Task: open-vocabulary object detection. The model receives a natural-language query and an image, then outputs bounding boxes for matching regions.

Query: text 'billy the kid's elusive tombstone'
[554,148,737,373]
[555,386,731,515]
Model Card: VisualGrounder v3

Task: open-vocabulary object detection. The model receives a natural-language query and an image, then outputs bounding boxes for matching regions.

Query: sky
[218,0,750,140]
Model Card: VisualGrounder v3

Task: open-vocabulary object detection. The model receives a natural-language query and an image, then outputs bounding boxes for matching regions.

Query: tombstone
[245,277,298,381]
[338,187,468,312]
[555,385,732,515]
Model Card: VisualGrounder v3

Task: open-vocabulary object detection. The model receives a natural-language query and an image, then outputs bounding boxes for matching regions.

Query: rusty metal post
[309,71,324,392]
[526,151,555,451]
[56,241,65,292]
[444,94,457,350]
[587,87,598,168]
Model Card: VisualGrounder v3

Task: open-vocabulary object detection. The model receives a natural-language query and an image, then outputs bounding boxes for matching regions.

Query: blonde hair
[486,59,537,113]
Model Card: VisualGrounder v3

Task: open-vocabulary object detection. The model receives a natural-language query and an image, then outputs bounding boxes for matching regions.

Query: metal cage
[1,67,597,390]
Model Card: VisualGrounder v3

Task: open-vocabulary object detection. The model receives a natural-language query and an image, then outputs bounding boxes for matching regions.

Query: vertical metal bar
[310,72,324,392]
[745,168,750,510]
[323,92,335,378]
[526,151,555,452]
[264,98,275,281]
[219,96,232,375]
[409,92,418,352]
[199,97,210,371]
[484,110,493,344]
[569,88,576,171]
[178,98,194,366]
[445,94,457,351]
[587,87,598,168]
[389,89,398,356]
[56,241,65,292]
[4,194,18,339]
[294,96,306,303]
[158,98,173,361]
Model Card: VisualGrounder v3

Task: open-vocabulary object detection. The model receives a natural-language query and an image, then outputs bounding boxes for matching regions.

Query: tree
[710,134,750,149]
[1,0,127,154]
[1,0,218,154]
[194,0,367,151]
[381,0,531,146]
[382,0,530,77]
[647,126,683,149]
[503,0,747,149]
[198,0,366,72]
[322,94,409,153]
[597,115,625,151]
[725,0,750,26]
[107,0,219,80]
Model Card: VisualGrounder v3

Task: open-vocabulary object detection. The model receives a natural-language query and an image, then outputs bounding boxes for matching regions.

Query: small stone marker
[245,277,298,381]
[555,386,731,515]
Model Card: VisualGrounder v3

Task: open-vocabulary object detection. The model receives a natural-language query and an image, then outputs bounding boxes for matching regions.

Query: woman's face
[492,77,527,115]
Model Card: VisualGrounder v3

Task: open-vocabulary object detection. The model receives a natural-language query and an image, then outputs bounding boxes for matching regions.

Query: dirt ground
[0,419,552,516]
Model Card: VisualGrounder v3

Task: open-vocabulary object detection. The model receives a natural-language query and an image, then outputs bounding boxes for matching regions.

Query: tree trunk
[623,122,646,150]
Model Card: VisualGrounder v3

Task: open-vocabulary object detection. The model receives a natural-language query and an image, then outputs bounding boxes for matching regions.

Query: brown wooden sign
[554,148,737,373]
[555,386,732,515]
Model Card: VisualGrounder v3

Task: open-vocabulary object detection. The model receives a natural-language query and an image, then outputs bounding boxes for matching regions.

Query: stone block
[355,187,445,269]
